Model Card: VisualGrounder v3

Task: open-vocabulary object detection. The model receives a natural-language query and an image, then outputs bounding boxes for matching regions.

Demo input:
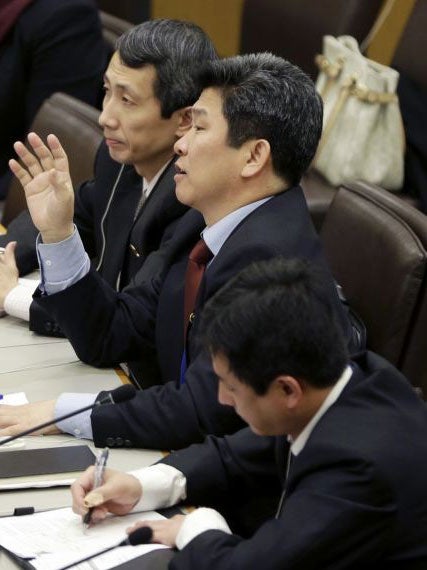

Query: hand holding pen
[83,447,109,529]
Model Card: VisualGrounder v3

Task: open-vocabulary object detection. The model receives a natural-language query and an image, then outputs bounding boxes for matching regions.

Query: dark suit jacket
[0,0,107,197]
[34,186,354,449]
[162,351,427,570]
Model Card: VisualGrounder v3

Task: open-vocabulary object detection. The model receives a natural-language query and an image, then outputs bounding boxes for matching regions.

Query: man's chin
[106,147,129,165]
[175,183,192,207]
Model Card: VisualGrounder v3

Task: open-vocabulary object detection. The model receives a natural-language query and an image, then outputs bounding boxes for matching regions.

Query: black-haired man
[72,258,427,569]
[1,54,358,450]
[0,19,217,385]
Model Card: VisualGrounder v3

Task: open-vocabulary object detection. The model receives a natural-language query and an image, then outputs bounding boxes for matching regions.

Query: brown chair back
[240,0,383,78]
[2,93,102,227]
[320,181,427,395]
[99,10,133,55]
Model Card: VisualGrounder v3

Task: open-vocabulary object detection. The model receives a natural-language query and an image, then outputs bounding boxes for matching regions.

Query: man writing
[0,19,217,387]
[72,258,427,569]
[0,54,358,449]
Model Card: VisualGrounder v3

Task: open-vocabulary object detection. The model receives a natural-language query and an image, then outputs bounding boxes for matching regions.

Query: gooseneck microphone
[0,384,136,447]
[58,526,154,570]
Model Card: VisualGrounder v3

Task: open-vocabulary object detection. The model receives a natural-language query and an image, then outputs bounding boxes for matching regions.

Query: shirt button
[45,259,52,266]
[74,428,81,436]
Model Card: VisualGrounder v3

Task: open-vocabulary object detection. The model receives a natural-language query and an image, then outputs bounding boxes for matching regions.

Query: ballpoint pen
[83,447,109,529]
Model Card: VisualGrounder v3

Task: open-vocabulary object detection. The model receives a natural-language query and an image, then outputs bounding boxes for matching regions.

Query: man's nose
[99,98,118,129]
[174,131,189,156]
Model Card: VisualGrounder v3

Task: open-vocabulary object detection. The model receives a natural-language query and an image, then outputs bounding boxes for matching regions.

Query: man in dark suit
[0,0,108,199]
[72,258,427,570]
[0,54,357,449]
[0,19,217,367]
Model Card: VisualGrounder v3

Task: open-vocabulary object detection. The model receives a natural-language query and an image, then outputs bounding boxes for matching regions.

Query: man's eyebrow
[103,76,141,99]
[191,107,208,118]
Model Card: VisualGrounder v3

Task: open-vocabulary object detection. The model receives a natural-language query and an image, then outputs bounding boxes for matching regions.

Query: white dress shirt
[127,365,353,550]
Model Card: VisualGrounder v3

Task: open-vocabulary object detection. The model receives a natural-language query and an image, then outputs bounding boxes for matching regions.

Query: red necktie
[183,239,213,338]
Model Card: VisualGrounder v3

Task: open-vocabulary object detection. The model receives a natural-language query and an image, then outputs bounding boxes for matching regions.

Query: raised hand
[9,133,75,243]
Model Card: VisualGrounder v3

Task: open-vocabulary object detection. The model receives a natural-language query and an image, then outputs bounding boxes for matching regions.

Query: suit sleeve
[0,210,38,275]
[169,443,395,570]
[73,177,98,260]
[91,350,246,449]
[30,224,192,365]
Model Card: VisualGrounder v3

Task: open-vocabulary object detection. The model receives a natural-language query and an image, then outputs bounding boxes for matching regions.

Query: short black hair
[198,53,323,185]
[201,258,349,394]
[117,19,218,118]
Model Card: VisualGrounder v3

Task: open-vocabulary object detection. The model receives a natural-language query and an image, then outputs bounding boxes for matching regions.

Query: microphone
[0,384,136,447]
[58,526,153,570]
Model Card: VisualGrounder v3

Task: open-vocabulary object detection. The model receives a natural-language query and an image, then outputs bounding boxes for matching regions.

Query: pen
[83,447,109,529]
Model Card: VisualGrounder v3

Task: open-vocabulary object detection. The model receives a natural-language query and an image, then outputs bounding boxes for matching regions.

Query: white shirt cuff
[55,393,97,439]
[130,464,187,512]
[176,508,232,550]
[4,280,37,321]
[37,227,91,295]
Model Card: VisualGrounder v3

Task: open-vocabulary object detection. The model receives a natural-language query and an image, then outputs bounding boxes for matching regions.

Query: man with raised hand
[0,19,217,387]
[0,54,357,450]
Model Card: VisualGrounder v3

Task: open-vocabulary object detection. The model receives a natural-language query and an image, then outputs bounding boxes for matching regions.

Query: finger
[46,134,70,174]
[128,520,165,535]
[0,408,21,426]
[9,158,33,188]
[71,470,95,514]
[26,132,55,172]
[0,424,22,436]
[126,520,149,533]
[89,506,109,524]
[13,140,43,178]
[2,242,17,268]
[48,168,73,197]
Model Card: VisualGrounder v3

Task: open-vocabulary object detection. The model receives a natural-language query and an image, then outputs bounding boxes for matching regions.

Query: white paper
[0,507,168,569]
[0,392,28,405]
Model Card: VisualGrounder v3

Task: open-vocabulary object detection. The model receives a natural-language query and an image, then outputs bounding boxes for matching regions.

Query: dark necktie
[183,238,213,338]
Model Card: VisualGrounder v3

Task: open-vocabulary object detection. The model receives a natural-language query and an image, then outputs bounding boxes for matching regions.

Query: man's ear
[275,375,303,409]
[175,107,192,137]
[241,139,271,179]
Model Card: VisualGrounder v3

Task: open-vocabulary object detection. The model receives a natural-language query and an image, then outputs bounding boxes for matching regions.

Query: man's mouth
[175,163,187,175]
[104,136,123,146]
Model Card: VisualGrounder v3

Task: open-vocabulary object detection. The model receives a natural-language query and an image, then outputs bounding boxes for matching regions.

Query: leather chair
[99,10,132,55]
[320,181,427,396]
[2,92,102,227]
[240,0,383,79]
[95,1,149,25]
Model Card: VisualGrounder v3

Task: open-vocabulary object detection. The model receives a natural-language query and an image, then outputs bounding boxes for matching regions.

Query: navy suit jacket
[34,186,354,450]
[162,352,427,570]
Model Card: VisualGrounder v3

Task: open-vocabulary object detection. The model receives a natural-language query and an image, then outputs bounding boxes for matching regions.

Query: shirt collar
[290,364,353,456]
[202,196,272,258]
[142,158,173,199]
